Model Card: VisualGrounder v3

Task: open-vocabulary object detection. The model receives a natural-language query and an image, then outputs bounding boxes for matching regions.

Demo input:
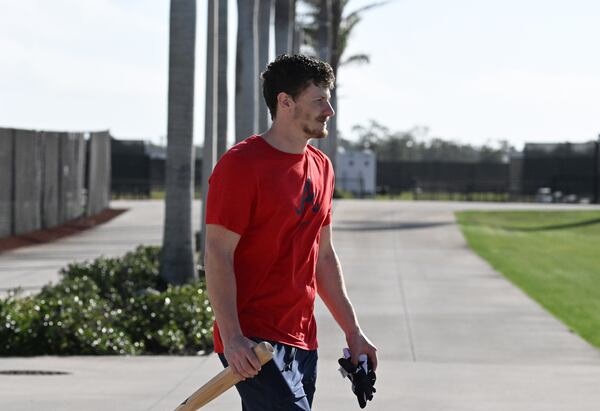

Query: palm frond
[300,0,390,69]
[341,54,370,66]
[339,13,360,40]
[344,1,389,22]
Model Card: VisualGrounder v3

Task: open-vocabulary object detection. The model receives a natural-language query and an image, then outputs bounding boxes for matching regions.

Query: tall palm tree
[236,0,259,143]
[216,0,228,159]
[275,0,296,55]
[328,1,386,71]
[300,0,386,167]
[257,0,274,132]
[201,0,218,258]
[160,0,198,285]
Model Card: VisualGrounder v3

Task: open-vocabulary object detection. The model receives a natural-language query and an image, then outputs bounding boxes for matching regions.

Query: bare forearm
[205,251,243,342]
[203,225,261,379]
[316,252,360,336]
[316,250,378,368]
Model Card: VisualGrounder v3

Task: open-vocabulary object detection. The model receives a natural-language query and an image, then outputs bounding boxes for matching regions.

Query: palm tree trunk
[257,0,273,132]
[201,0,218,258]
[216,0,228,159]
[161,0,197,285]
[313,0,331,152]
[328,86,338,169]
[275,0,295,55]
[236,0,259,143]
[327,0,341,169]
[330,0,341,72]
[292,20,302,53]
[317,0,331,62]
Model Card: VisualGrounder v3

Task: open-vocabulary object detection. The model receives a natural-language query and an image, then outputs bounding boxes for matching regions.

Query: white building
[335,149,376,196]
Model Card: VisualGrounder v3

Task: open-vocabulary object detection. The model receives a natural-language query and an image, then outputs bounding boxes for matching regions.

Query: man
[205,54,377,411]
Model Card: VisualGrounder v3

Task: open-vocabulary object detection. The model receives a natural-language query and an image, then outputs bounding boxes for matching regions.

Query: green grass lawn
[456,210,600,349]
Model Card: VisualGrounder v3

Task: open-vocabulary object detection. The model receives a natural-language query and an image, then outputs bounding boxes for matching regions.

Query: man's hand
[338,349,377,409]
[223,335,262,380]
[346,329,378,371]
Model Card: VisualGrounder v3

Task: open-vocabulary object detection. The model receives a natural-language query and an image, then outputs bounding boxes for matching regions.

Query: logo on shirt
[295,177,321,216]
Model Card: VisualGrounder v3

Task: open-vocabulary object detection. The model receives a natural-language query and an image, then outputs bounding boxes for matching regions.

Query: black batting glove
[338,349,377,408]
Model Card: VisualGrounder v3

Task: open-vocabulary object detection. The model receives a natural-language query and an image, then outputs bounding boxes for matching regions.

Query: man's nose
[325,101,335,117]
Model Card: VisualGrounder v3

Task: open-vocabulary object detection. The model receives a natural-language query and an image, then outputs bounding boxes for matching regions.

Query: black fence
[111,139,202,198]
[110,139,600,203]
[112,139,152,197]
[377,161,510,197]
[376,141,600,203]
[521,155,598,201]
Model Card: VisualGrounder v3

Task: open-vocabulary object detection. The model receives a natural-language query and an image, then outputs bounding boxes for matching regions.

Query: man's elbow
[205,241,231,274]
[316,251,337,276]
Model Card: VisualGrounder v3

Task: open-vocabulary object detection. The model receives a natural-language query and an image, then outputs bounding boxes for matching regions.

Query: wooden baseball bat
[174,341,275,411]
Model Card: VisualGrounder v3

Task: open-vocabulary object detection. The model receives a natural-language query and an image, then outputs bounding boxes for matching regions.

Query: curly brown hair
[261,54,335,120]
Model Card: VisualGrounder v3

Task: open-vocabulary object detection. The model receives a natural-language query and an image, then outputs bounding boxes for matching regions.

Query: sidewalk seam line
[393,209,417,362]
[145,355,211,411]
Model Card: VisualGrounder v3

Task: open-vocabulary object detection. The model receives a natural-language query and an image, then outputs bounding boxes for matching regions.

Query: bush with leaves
[0,246,214,356]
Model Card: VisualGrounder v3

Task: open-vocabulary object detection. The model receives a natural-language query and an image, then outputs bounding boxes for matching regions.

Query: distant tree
[346,120,514,163]
[161,0,197,285]
[350,120,390,151]
[479,140,512,163]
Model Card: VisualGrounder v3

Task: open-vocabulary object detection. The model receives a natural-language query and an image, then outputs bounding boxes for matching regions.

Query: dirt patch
[0,208,128,253]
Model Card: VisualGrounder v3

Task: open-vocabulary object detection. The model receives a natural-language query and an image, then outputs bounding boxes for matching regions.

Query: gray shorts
[218,338,318,411]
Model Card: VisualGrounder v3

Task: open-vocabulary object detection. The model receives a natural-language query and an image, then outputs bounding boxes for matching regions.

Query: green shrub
[0,246,214,356]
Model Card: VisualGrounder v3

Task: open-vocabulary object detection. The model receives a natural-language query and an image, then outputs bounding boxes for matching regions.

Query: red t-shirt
[206,135,334,353]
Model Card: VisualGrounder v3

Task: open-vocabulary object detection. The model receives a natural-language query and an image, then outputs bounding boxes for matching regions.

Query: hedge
[0,246,214,356]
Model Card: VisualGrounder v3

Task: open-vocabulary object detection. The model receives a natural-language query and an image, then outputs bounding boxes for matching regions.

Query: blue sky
[1,0,599,149]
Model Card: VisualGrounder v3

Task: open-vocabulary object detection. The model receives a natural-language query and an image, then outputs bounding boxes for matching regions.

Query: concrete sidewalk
[0,200,183,295]
[1,200,600,410]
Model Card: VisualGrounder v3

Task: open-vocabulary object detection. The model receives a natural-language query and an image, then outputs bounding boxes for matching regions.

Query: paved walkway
[1,200,600,410]
[0,200,176,295]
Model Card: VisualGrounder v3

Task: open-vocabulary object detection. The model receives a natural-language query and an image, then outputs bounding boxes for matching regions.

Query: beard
[296,110,329,139]
[302,123,329,139]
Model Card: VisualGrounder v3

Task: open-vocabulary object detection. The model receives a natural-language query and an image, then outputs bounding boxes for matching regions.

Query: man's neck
[261,122,309,154]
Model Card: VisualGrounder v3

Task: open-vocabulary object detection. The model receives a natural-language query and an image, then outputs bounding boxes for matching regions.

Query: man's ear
[277,92,294,113]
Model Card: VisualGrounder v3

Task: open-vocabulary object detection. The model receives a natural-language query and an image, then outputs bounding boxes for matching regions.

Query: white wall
[336,150,376,195]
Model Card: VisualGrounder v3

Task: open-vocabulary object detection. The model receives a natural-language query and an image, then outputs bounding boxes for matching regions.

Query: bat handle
[174,341,275,411]
[253,341,275,365]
